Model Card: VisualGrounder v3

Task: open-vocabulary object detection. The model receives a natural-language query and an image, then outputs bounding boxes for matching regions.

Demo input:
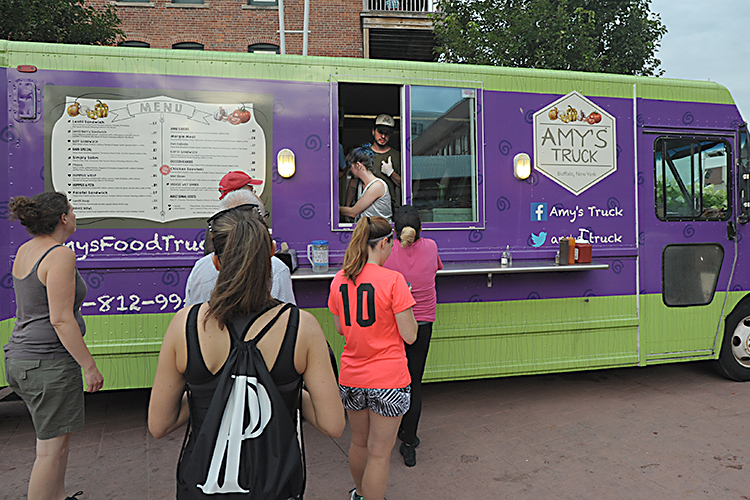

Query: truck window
[738,128,750,224]
[411,86,478,223]
[654,137,730,221]
[662,243,724,306]
[336,83,401,225]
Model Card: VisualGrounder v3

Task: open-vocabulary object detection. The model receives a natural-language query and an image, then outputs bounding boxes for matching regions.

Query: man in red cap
[218,171,263,200]
[184,171,296,305]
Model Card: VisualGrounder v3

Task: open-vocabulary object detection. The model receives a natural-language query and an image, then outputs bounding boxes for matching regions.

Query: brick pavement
[1,361,748,499]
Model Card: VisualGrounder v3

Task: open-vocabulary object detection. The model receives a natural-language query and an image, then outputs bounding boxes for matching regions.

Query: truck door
[639,131,736,362]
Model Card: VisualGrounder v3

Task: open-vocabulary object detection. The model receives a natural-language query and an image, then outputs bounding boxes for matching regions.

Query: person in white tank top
[339,146,393,223]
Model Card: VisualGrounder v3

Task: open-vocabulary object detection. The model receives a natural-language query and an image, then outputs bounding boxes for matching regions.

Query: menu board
[51,96,266,222]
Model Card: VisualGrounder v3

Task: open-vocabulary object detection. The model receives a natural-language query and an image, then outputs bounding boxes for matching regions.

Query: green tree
[0,0,123,45]
[432,0,668,76]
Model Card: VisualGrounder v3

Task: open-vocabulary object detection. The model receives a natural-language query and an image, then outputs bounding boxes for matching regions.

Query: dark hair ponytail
[205,209,275,327]
[9,192,69,236]
[342,216,392,282]
[393,205,421,248]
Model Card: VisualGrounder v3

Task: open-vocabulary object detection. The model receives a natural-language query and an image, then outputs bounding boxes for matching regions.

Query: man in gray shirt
[184,177,295,305]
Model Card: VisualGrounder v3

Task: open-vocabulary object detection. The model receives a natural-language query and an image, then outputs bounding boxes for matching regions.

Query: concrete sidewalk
[1,361,748,499]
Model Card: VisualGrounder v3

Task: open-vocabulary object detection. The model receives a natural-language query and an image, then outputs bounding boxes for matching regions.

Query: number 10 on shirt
[339,283,376,327]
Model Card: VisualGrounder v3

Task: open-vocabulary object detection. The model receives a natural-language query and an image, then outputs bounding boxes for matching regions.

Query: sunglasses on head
[207,203,269,252]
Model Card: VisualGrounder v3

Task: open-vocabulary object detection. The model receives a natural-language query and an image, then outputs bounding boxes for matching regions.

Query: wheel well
[720,293,750,351]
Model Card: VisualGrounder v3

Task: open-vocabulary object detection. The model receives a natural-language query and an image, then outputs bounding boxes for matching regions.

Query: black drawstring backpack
[177,302,305,500]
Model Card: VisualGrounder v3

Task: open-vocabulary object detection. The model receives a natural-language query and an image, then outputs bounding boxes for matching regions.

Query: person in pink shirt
[329,216,417,500]
[384,205,443,467]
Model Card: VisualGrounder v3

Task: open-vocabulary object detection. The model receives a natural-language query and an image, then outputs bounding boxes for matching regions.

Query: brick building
[88,0,436,61]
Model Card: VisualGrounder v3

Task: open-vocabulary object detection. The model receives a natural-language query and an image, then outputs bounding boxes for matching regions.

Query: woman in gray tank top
[339,146,393,223]
[4,192,103,500]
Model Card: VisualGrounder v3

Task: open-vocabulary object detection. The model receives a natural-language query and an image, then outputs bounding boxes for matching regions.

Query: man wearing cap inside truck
[371,114,402,213]
[345,114,402,214]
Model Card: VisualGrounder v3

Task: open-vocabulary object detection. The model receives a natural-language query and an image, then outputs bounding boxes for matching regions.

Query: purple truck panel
[2,66,747,322]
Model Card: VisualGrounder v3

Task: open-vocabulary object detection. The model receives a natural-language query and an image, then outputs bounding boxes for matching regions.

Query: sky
[650,0,750,121]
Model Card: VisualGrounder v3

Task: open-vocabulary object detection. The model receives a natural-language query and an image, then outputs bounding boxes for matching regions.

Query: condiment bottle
[559,237,569,266]
[501,245,512,267]
[567,235,575,265]
[575,235,592,263]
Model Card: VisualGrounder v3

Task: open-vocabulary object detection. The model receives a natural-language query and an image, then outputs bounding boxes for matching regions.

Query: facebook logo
[530,202,547,221]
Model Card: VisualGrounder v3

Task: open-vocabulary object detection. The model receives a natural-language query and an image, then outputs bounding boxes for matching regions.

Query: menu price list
[51,97,266,222]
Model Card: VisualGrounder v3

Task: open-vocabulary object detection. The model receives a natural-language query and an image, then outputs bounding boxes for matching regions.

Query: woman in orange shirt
[328,216,417,500]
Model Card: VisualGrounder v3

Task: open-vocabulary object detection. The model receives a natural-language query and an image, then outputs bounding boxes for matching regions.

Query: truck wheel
[716,304,750,381]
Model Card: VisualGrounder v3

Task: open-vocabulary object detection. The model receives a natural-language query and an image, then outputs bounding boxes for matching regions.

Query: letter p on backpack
[177,303,305,500]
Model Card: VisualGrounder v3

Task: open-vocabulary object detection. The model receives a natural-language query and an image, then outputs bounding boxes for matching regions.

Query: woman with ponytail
[149,204,345,498]
[384,205,442,467]
[328,216,417,500]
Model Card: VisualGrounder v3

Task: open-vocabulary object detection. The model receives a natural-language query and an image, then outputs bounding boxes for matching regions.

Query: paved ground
[1,360,749,500]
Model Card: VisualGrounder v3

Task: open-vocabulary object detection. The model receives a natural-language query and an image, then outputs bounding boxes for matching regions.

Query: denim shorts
[5,356,84,440]
[339,384,411,418]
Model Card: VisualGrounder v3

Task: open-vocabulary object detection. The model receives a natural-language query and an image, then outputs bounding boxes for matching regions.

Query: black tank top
[183,303,302,436]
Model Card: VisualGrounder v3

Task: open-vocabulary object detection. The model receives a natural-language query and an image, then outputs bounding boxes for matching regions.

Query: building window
[173,0,204,3]
[172,42,204,50]
[654,136,731,221]
[249,0,278,6]
[248,43,280,54]
[118,41,150,48]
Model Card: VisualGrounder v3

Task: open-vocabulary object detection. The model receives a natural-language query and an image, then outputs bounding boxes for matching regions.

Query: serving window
[333,81,483,229]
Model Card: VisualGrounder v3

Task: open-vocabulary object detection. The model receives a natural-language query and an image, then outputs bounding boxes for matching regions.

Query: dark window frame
[172,42,204,50]
[248,43,280,54]
[118,41,150,48]
[654,135,732,222]
[737,126,750,224]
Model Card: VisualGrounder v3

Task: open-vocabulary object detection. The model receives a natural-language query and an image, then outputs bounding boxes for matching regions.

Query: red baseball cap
[218,171,263,200]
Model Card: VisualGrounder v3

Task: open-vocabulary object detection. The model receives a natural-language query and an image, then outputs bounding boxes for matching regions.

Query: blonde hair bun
[400,226,417,247]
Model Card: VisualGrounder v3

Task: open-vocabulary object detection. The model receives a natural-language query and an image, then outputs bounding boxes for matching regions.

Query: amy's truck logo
[533,91,616,195]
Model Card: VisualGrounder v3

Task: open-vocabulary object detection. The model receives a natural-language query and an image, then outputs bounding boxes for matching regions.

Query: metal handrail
[362,0,436,13]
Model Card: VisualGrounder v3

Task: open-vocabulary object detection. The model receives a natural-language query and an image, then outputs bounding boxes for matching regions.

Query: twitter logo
[530,232,547,247]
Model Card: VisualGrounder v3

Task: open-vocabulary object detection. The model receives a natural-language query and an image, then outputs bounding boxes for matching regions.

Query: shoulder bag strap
[183,303,203,376]
[177,303,203,485]
[250,303,293,344]
[224,301,283,344]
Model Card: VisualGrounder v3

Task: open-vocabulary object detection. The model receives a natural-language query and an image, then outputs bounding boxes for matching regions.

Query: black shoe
[399,442,417,467]
[398,429,420,447]
[65,492,83,500]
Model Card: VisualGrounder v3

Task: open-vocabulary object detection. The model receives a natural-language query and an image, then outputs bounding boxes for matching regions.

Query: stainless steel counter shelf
[291,261,609,287]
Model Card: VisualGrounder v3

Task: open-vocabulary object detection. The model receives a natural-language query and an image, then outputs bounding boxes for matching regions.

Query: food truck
[2,40,750,390]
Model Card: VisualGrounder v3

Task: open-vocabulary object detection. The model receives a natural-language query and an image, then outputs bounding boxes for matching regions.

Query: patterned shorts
[339,384,411,418]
